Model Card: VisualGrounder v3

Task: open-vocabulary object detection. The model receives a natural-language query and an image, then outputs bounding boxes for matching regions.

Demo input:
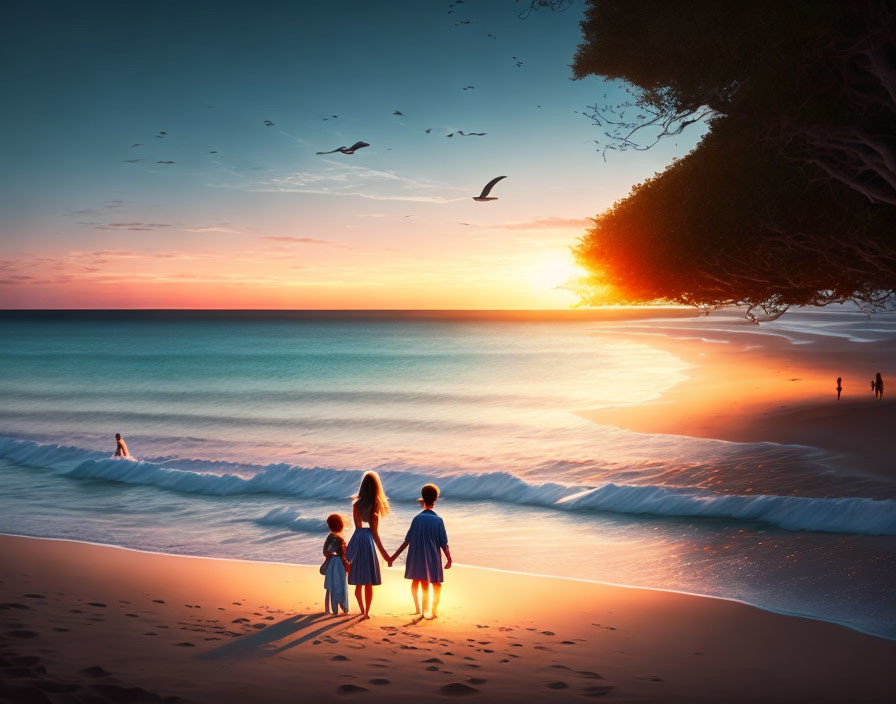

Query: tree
[570,0,896,317]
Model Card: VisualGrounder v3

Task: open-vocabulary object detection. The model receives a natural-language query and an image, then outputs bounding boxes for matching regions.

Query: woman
[345,471,391,619]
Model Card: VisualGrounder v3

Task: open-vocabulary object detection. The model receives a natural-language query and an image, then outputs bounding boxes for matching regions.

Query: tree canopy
[570,0,896,319]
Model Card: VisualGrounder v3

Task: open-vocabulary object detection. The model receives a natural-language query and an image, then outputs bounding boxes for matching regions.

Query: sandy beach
[579,321,896,480]
[1,534,894,703]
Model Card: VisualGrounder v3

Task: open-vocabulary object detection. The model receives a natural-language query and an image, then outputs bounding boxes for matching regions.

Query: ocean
[1,309,894,638]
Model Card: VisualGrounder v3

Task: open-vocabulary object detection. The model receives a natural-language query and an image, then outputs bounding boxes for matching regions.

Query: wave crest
[2,436,895,535]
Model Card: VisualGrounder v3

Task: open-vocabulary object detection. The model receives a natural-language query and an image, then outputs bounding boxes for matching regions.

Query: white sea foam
[2,436,895,536]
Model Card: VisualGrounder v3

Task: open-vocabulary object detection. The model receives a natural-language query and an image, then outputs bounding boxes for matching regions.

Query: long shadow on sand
[199,613,361,659]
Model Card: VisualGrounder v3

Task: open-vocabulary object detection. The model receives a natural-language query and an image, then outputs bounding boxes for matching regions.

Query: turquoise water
[1,310,894,638]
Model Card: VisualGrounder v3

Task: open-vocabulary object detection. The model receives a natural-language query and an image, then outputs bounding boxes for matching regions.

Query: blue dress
[403,509,448,583]
[346,526,381,586]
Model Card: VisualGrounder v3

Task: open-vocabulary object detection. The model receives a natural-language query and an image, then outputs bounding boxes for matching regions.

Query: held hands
[445,558,452,570]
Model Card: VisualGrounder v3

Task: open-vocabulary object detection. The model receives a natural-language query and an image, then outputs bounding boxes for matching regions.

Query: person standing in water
[836,377,842,400]
[345,471,392,619]
[875,373,884,400]
[114,433,129,458]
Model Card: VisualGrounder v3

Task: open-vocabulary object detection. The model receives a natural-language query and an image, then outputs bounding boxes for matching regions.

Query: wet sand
[1,534,894,703]
[579,327,895,479]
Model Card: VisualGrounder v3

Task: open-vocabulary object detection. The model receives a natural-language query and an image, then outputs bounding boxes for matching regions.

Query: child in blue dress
[389,483,452,620]
[322,513,350,617]
[345,471,392,619]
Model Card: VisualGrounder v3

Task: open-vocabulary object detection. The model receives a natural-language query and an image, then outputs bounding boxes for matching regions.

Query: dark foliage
[570,0,896,317]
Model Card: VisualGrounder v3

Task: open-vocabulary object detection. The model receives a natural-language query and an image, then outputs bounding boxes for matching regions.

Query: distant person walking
[114,433,128,458]
[874,373,884,400]
[836,377,842,400]
[345,471,392,619]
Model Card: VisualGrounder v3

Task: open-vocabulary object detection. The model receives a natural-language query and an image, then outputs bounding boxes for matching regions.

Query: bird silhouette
[425,128,432,134]
[473,176,506,201]
[315,141,370,155]
[264,120,274,126]
[458,130,486,136]
[131,143,141,147]
[462,85,476,91]
[393,110,404,116]
[208,150,218,154]
[122,159,143,163]
[155,160,175,165]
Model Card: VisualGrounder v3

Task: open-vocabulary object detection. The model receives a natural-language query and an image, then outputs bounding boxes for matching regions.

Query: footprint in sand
[440,683,479,696]
[176,642,195,647]
[369,679,390,686]
[546,681,569,689]
[332,655,350,661]
[541,631,555,636]
[152,600,165,604]
[69,609,83,614]
[23,594,46,599]
[52,627,70,632]
[232,618,250,624]
[338,684,368,694]
[251,623,266,629]
[6,630,38,638]
[578,671,603,679]
[143,632,157,636]
[87,603,106,608]
[584,685,615,696]
[125,614,139,618]
[467,678,487,685]
[425,666,439,671]
[80,666,112,678]
[0,603,31,610]
[422,658,443,664]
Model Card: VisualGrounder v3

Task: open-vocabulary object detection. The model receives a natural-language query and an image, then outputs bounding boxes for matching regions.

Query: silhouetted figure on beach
[389,483,452,622]
[345,471,392,619]
[874,373,884,400]
[836,377,842,400]
[871,379,876,393]
[114,433,128,458]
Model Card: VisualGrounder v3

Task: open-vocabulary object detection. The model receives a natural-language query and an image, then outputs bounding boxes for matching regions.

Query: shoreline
[579,324,896,480]
[2,533,894,703]
[7,531,890,643]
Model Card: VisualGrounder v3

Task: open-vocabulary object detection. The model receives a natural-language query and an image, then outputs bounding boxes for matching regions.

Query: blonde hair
[354,471,390,520]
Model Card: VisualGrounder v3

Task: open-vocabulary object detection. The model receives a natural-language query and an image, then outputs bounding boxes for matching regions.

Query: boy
[389,483,451,620]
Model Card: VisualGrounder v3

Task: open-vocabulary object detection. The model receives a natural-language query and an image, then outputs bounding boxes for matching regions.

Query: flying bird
[208,150,218,154]
[446,132,454,138]
[264,120,274,126]
[393,110,404,116]
[315,141,370,155]
[473,176,506,201]
[131,143,141,147]
[155,160,175,165]
[462,85,476,91]
[159,131,167,135]
[122,159,143,163]
[457,130,486,136]
[425,128,432,133]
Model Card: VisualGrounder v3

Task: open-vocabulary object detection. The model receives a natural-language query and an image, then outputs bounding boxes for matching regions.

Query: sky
[0,0,703,309]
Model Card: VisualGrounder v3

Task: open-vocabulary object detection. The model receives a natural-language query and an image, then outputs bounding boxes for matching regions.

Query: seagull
[159,131,167,135]
[473,176,505,201]
[446,132,454,138]
[425,128,432,133]
[264,120,274,126]
[122,159,143,163]
[208,150,218,154]
[458,130,486,136]
[315,141,370,155]
[155,160,175,165]
[131,143,141,147]
[462,85,476,91]
[393,110,404,116]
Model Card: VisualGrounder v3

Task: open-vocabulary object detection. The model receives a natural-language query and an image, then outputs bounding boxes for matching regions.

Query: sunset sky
[1,0,702,309]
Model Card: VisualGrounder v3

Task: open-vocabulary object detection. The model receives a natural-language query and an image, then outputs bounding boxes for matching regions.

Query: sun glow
[533,251,589,290]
